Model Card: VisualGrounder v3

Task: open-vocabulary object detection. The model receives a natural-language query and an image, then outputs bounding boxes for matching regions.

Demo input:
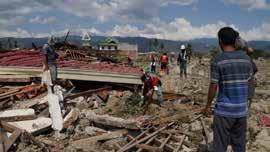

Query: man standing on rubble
[177,45,188,78]
[203,27,253,152]
[141,72,163,107]
[43,36,59,90]
[160,53,169,74]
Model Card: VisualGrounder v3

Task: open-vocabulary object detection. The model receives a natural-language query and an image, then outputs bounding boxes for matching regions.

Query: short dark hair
[218,27,239,46]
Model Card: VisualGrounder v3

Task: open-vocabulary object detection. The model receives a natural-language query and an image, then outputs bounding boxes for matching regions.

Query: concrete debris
[0,51,269,152]
[0,108,36,122]
[7,117,52,135]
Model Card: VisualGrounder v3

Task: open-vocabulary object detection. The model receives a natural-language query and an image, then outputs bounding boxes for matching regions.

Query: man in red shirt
[160,53,169,74]
[141,73,163,106]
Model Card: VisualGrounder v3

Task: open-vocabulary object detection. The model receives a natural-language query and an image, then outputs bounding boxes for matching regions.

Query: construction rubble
[0,49,270,152]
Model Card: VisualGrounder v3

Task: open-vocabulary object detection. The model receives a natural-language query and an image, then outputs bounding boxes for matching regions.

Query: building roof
[98,37,119,46]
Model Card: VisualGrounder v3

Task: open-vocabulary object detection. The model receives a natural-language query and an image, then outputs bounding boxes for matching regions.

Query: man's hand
[202,106,212,117]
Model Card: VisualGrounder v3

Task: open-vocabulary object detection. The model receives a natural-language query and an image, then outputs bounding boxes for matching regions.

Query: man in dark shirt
[177,45,188,78]
[203,27,253,152]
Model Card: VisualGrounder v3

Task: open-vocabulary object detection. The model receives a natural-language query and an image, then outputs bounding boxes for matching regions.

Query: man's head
[141,73,150,82]
[163,53,167,55]
[218,27,239,51]
[181,45,185,50]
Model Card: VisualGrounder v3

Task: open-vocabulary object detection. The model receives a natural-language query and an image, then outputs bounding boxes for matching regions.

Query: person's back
[212,51,252,118]
[160,54,168,63]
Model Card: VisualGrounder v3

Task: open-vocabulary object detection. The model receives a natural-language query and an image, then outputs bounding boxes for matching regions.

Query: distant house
[98,37,118,51]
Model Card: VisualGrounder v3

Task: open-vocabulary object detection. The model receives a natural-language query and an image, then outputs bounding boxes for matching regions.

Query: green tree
[14,40,18,48]
[148,39,153,52]
[160,42,165,51]
[153,38,159,51]
[0,41,3,51]
[7,38,13,50]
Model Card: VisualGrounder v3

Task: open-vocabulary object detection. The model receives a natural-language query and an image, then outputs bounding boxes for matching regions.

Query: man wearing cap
[177,45,188,78]
[43,36,59,88]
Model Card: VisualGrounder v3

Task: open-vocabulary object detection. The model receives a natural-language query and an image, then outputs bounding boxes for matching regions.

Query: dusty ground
[9,57,270,152]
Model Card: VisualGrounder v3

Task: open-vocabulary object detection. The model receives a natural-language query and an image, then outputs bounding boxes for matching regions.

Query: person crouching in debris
[160,53,169,74]
[202,27,253,152]
[141,73,163,107]
[42,36,59,92]
[177,45,188,78]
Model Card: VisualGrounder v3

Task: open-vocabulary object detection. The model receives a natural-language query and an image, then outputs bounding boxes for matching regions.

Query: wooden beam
[122,128,149,150]
[174,135,186,152]
[136,135,157,152]
[200,117,210,144]
[136,144,161,152]
[159,134,172,150]
[117,122,174,152]
[4,129,21,152]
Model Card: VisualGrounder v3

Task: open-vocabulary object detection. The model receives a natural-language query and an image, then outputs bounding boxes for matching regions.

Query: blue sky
[1,0,270,40]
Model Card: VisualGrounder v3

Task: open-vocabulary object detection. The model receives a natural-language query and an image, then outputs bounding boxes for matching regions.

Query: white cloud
[241,23,270,40]
[29,16,56,24]
[0,28,32,38]
[57,0,197,22]
[1,17,270,41]
[106,18,270,41]
[224,0,270,10]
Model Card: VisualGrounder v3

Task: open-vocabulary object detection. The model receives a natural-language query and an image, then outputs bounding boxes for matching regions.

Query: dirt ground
[4,57,270,152]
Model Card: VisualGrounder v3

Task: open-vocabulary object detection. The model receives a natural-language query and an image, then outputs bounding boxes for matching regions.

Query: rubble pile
[0,50,142,75]
[0,52,269,152]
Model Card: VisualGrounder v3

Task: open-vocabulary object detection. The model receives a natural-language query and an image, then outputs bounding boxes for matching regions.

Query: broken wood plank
[0,109,36,122]
[72,129,128,149]
[136,143,161,152]
[84,110,138,130]
[174,135,186,152]
[63,109,79,129]
[4,129,21,152]
[118,122,174,152]
[154,138,175,152]
[136,135,157,152]
[200,117,210,144]
[65,87,111,100]
[7,117,52,135]
[159,134,172,150]
[122,128,151,150]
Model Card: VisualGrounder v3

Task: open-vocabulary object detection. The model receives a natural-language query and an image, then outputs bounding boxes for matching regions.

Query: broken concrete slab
[7,117,52,135]
[0,108,36,122]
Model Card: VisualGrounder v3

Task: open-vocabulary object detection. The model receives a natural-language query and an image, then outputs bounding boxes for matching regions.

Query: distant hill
[1,36,270,53]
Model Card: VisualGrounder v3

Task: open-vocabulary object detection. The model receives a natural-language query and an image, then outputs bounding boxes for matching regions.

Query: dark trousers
[180,61,187,77]
[213,115,247,152]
